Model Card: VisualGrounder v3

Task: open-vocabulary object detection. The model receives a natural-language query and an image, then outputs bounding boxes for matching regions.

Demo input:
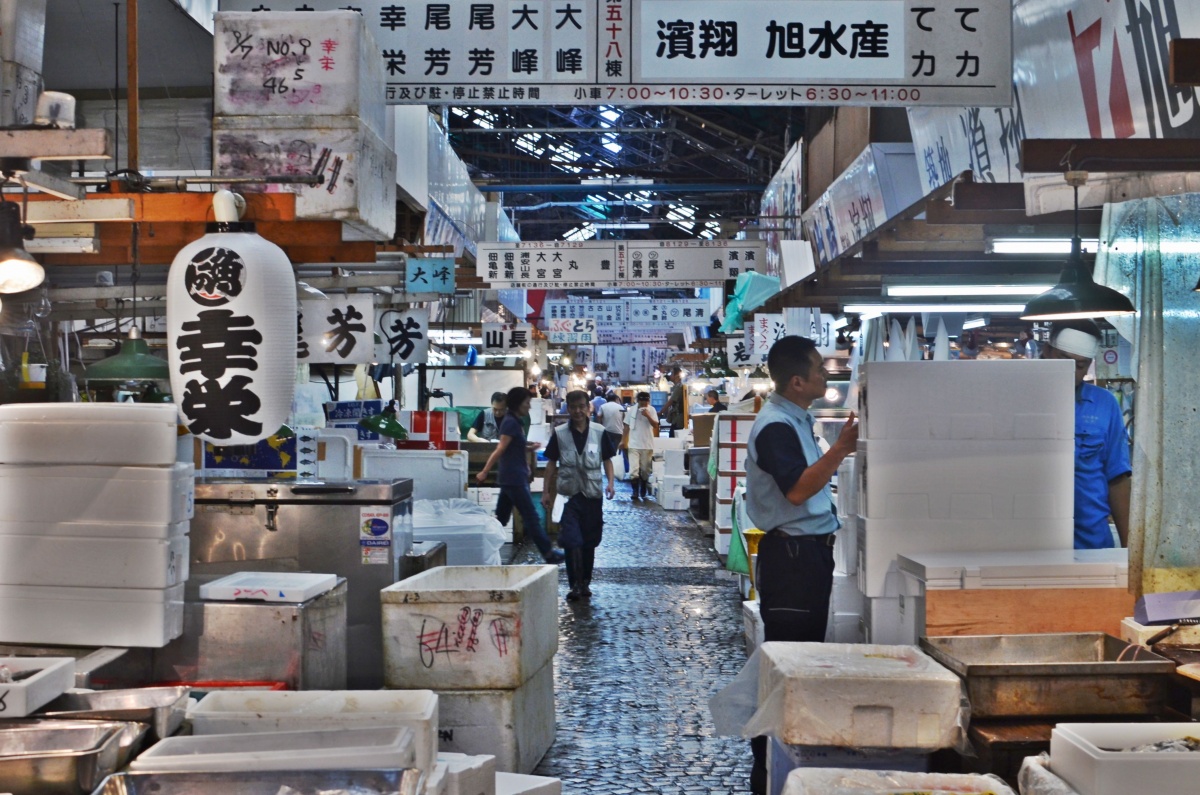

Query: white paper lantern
[167,214,296,446]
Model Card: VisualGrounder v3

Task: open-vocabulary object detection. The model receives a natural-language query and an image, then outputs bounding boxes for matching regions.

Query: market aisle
[517,489,753,794]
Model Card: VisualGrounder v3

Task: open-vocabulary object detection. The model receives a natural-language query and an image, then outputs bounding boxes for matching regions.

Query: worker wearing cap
[1043,321,1132,549]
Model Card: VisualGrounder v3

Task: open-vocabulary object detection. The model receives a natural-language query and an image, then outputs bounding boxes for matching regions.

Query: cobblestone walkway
[517,487,753,794]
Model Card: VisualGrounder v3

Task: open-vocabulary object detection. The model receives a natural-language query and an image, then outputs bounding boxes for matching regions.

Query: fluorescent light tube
[886,284,1055,297]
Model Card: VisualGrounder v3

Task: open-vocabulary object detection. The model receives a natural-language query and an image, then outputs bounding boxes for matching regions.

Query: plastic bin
[0,463,194,525]
[1049,723,1200,795]
[187,689,438,772]
[413,500,507,566]
[382,566,558,691]
[0,656,74,717]
[768,741,933,795]
[0,583,184,648]
[128,725,415,773]
[0,404,179,466]
[0,533,188,589]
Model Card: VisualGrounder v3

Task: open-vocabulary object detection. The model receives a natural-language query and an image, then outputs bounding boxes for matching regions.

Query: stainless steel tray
[0,720,131,795]
[91,769,423,795]
[920,633,1176,718]
[40,687,189,742]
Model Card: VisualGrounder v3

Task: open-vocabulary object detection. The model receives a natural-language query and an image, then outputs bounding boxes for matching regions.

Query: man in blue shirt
[1043,321,1132,549]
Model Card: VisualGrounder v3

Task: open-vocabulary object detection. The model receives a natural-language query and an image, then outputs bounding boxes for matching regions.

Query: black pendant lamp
[1021,177,1136,321]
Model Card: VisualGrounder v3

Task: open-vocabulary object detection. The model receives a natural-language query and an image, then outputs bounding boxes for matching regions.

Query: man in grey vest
[745,335,858,794]
[468,392,508,442]
[543,390,617,602]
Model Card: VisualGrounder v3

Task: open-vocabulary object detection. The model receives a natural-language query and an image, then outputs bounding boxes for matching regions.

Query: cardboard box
[691,413,716,447]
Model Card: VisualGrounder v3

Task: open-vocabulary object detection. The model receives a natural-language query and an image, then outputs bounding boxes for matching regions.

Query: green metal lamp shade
[85,330,170,382]
[359,410,408,440]
[1021,238,1136,321]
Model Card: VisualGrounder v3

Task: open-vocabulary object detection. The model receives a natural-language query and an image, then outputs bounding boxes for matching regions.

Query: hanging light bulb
[32,289,52,318]
[0,201,43,294]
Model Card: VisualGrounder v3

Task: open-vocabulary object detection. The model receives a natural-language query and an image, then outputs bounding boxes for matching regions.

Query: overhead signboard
[543,297,710,327]
[376,305,431,364]
[298,296,375,364]
[481,322,535,352]
[547,317,597,344]
[477,240,765,288]
[405,257,457,295]
[219,1,1012,107]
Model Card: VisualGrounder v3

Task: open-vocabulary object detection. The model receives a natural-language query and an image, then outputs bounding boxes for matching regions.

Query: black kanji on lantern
[181,375,263,440]
[176,310,263,379]
[324,305,366,357]
[184,247,246,307]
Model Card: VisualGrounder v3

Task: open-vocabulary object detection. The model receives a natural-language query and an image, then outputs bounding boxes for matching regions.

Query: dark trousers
[496,484,554,559]
[565,547,595,591]
[749,532,836,794]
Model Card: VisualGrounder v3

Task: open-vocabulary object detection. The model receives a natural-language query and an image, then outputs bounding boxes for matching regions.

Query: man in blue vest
[745,335,858,795]
[1043,321,1132,549]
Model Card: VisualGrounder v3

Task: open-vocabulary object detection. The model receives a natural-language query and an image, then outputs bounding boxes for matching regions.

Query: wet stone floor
[513,485,753,794]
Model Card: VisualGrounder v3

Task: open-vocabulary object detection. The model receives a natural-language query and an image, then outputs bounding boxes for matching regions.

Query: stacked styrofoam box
[0,404,191,648]
[860,569,923,646]
[213,12,396,240]
[494,772,562,795]
[856,361,1076,598]
[437,753,496,795]
[0,0,45,127]
[382,566,558,774]
[658,474,690,511]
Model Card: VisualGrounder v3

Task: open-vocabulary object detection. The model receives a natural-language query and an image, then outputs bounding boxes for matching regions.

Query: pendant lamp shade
[359,406,408,440]
[168,220,297,446]
[1020,237,1136,320]
[85,326,170,382]
[0,201,43,294]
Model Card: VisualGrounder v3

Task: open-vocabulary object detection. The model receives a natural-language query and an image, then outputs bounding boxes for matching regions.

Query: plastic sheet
[780,768,1015,795]
[1018,754,1081,795]
[412,498,507,566]
[710,643,969,752]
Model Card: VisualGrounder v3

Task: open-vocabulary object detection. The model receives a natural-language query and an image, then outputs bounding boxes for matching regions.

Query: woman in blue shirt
[476,386,564,564]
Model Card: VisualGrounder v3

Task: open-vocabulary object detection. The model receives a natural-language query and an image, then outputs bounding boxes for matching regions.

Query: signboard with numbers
[543,297,709,327]
[405,257,457,294]
[477,239,765,288]
[482,322,535,352]
[547,317,597,344]
[298,295,376,364]
[377,305,431,363]
[219,1,1011,107]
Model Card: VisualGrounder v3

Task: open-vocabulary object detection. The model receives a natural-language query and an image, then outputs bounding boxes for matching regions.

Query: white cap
[1051,327,1100,360]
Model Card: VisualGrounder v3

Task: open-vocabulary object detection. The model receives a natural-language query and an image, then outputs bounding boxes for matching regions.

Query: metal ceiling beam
[478,183,766,193]
[452,127,666,135]
[664,107,787,159]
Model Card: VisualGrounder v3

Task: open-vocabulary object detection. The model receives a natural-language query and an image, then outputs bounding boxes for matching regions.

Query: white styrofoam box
[494,772,561,795]
[0,59,39,127]
[468,488,513,531]
[0,519,189,540]
[769,740,932,795]
[897,548,1129,591]
[423,761,449,795]
[214,12,388,138]
[826,611,864,644]
[0,656,73,717]
[714,472,744,500]
[659,493,689,512]
[0,533,189,589]
[743,600,764,657]
[435,661,555,774]
[859,515,1076,598]
[314,429,355,481]
[213,115,397,241]
[830,572,863,617]
[525,424,550,446]
[779,767,1012,795]
[676,430,692,447]
[835,455,858,518]
[757,642,963,749]
[0,404,180,466]
[1121,617,1200,647]
[1050,723,1200,795]
[662,474,689,492]
[718,443,749,473]
[130,726,415,774]
[0,582,184,648]
[662,448,687,475]
[0,462,194,526]
[717,413,757,444]
[651,436,687,453]
[360,449,469,501]
[200,572,339,603]
[528,399,548,425]
[834,517,857,576]
[651,460,665,482]
[715,527,731,556]
[715,498,734,529]
[1019,754,1083,795]
[382,566,558,691]
[859,360,1076,441]
[189,689,438,773]
[438,753,496,795]
[414,501,506,566]
[0,0,47,71]
[861,591,922,646]
[857,438,1075,522]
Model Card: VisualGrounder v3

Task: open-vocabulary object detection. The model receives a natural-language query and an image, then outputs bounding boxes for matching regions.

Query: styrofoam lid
[0,582,184,602]
[0,462,194,480]
[0,403,179,424]
[200,572,339,603]
[898,548,1128,580]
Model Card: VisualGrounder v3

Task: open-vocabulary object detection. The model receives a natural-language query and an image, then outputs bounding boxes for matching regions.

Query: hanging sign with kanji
[547,317,597,344]
[405,257,457,295]
[298,296,376,364]
[755,313,787,357]
[726,334,757,368]
[377,306,431,363]
[481,323,534,353]
[217,2,1011,108]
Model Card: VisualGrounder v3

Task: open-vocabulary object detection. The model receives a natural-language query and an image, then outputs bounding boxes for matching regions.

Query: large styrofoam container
[187,689,439,773]
[718,443,749,473]
[213,115,397,241]
[859,360,1075,441]
[0,656,74,717]
[199,571,338,603]
[780,767,1013,795]
[714,472,744,500]
[382,566,558,691]
[214,11,388,138]
[0,0,47,71]
[0,582,184,648]
[0,462,194,525]
[716,413,756,444]
[662,448,686,475]
[1049,723,1200,795]
[826,611,863,644]
[0,519,188,540]
[413,501,506,567]
[756,641,963,749]
[129,726,415,773]
[423,760,449,795]
[768,741,932,795]
[360,449,468,501]
[0,403,179,466]
[860,594,921,646]
[834,516,857,576]
[830,571,863,617]
[494,772,561,795]
[1121,617,1200,647]
[438,753,496,795]
[1019,754,1082,795]
[898,548,1129,591]
[0,533,189,589]
[435,661,555,774]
